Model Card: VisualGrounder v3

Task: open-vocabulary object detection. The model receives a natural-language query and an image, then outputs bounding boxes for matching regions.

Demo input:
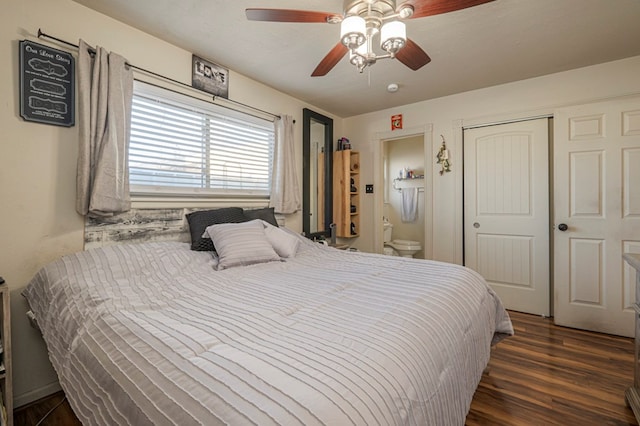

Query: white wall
[0,0,340,407]
[344,55,640,263]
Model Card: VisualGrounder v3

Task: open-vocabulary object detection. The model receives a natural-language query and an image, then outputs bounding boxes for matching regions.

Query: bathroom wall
[384,135,425,258]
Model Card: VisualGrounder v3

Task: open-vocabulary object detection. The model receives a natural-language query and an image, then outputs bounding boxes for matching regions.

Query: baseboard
[14,381,62,409]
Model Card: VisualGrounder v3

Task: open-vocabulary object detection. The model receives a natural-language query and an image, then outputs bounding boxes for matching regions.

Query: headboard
[85,208,190,249]
[85,207,285,250]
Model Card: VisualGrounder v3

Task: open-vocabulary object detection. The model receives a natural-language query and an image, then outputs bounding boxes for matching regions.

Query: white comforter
[24,238,512,426]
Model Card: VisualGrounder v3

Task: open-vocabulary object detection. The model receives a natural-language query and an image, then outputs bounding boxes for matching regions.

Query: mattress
[23,237,513,425]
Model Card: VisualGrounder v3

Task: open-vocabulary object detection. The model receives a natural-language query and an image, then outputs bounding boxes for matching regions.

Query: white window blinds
[129,83,275,197]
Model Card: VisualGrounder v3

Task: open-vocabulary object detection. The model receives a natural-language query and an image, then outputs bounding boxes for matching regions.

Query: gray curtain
[76,39,133,217]
[269,115,301,214]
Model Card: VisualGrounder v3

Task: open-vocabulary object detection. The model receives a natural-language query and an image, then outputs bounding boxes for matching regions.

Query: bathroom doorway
[383,135,426,259]
[373,125,433,259]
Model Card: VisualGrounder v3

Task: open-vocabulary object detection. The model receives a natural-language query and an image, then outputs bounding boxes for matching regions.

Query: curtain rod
[36,29,284,122]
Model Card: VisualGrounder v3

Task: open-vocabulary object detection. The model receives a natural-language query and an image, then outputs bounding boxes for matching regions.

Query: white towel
[401,187,419,222]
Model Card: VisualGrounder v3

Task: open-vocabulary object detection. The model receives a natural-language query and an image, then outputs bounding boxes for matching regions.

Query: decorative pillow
[262,221,300,258]
[243,207,279,227]
[186,207,247,251]
[204,220,281,270]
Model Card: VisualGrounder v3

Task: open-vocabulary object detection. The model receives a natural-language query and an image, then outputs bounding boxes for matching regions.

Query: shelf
[393,177,425,191]
[334,150,360,238]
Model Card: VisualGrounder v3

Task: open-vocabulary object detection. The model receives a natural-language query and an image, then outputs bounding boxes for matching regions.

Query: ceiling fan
[246,0,495,76]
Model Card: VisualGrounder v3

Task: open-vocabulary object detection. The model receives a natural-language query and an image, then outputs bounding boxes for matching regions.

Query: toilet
[383,220,422,258]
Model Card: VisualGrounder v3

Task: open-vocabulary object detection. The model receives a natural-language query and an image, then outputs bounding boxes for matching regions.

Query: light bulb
[340,16,366,49]
[380,21,406,53]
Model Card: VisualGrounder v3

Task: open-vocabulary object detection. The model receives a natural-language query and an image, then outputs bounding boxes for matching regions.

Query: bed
[23,220,512,425]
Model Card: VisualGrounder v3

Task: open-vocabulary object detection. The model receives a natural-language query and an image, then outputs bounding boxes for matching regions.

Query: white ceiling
[71,0,640,118]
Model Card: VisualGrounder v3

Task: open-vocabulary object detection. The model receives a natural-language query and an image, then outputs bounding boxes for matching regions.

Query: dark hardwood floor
[468,311,637,425]
[14,391,80,426]
[13,311,638,425]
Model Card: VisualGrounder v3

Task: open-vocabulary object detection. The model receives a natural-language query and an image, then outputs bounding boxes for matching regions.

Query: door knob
[558,223,568,231]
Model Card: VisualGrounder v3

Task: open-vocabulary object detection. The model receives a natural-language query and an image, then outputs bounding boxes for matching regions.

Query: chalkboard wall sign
[19,40,75,127]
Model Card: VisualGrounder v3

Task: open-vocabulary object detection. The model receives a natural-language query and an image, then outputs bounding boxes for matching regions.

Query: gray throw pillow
[204,220,281,270]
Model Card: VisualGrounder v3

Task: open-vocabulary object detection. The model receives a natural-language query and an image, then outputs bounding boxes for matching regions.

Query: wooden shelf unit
[333,150,360,238]
[0,279,12,426]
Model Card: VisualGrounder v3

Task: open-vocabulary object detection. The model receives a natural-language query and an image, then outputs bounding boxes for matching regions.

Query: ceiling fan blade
[246,8,341,23]
[400,0,495,19]
[395,38,431,71]
[312,43,349,76]
[311,43,349,76]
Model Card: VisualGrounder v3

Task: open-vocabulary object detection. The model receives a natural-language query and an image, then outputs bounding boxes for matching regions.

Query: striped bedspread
[23,238,512,425]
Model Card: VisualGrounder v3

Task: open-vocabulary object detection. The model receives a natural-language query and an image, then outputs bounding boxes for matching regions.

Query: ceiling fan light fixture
[349,42,368,71]
[380,20,406,54]
[246,1,496,76]
[340,15,366,49]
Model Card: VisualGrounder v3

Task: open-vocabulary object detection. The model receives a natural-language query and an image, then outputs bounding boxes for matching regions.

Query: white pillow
[261,221,300,258]
[204,220,280,270]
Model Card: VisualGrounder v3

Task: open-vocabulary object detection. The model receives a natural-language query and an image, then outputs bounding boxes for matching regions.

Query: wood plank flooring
[467,311,637,425]
[13,311,638,425]
[13,391,80,426]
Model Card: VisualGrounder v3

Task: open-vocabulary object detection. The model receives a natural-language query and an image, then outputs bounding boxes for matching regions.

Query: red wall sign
[391,114,403,130]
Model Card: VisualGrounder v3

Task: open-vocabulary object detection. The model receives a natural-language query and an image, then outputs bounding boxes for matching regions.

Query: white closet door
[464,118,550,316]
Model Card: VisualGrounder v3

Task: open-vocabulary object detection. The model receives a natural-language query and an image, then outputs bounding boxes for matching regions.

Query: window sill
[131,193,269,210]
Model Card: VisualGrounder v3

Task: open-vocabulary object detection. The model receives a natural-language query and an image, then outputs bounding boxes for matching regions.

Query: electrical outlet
[365,184,374,194]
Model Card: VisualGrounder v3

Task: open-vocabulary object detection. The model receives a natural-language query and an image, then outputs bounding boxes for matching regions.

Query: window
[129,82,275,197]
